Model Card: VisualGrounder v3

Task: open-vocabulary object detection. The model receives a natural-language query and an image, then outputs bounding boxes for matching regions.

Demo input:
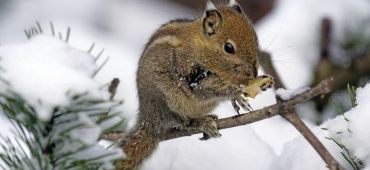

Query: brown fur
[116,3,261,170]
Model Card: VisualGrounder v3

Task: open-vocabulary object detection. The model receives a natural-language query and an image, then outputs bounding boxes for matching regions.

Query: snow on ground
[272,82,370,170]
[0,0,369,169]
[142,100,277,170]
[326,84,370,169]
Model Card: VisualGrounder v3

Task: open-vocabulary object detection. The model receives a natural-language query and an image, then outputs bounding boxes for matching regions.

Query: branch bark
[260,51,344,170]
[161,78,333,140]
[281,109,343,170]
[102,78,333,141]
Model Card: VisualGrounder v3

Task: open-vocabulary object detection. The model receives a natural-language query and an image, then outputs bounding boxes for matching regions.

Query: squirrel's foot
[190,115,221,140]
[256,75,274,91]
[231,95,252,114]
[170,115,221,140]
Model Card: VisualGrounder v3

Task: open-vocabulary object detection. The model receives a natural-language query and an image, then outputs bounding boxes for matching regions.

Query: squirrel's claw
[199,115,221,140]
[231,99,241,114]
[231,95,252,114]
[190,115,221,140]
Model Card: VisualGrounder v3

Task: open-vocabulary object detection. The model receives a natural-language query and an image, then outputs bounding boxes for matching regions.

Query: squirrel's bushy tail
[115,125,159,170]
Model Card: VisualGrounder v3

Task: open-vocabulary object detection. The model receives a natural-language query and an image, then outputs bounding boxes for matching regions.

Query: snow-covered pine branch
[0,25,125,170]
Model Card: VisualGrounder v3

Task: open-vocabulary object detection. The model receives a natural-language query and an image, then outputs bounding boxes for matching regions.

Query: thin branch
[162,78,333,140]
[108,78,120,100]
[320,18,332,59]
[313,17,370,92]
[260,50,344,170]
[281,108,344,170]
[101,78,333,141]
[313,48,370,91]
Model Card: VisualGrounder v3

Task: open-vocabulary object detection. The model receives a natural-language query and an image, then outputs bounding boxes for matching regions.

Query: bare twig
[108,78,120,100]
[101,78,333,141]
[313,48,370,91]
[281,108,344,170]
[320,18,332,59]
[162,78,333,140]
[260,51,344,170]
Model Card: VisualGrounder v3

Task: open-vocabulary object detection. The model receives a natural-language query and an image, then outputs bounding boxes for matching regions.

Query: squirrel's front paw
[190,115,221,140]
[242,75,274,98]
[257,75,274,91]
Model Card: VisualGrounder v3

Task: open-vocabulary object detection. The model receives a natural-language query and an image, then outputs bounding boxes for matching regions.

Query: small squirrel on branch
[116,1,274,169]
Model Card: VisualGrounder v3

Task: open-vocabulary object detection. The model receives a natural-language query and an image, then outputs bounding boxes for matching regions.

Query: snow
[0,0,369,169]
[326,84,370,169]
[142,102,277,170]
[0,33,125,168]
[256,0,370,89]
[271,83,370,170]
[0,35,108,121]
[276,87,310,100]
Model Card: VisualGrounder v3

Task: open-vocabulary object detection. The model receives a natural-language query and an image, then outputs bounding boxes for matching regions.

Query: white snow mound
[0,35,109,121]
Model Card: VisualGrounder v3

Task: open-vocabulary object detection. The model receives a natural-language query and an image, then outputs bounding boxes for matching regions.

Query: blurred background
[0,0,369,169]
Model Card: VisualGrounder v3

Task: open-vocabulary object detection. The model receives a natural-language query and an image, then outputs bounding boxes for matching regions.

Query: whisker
[262,32,281,51]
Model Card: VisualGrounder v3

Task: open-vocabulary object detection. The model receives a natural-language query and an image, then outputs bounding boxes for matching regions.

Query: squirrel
[116,0,274,169]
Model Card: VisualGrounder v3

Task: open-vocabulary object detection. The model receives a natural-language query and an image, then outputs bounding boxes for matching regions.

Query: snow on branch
[0,24,125,169]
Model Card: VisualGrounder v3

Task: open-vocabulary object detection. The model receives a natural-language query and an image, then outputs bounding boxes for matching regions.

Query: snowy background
[0,0,369,169]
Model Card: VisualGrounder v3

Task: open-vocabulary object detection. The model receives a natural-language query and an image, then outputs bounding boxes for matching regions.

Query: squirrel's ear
[203,10,222,36]
[229,0,243,13]
[205,0,217,11]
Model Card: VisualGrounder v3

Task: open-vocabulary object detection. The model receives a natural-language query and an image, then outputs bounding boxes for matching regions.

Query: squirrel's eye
[224,43,235,54]
[233,5,242,13]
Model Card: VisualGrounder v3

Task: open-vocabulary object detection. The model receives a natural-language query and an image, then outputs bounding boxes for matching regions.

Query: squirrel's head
[190,0,258,92]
